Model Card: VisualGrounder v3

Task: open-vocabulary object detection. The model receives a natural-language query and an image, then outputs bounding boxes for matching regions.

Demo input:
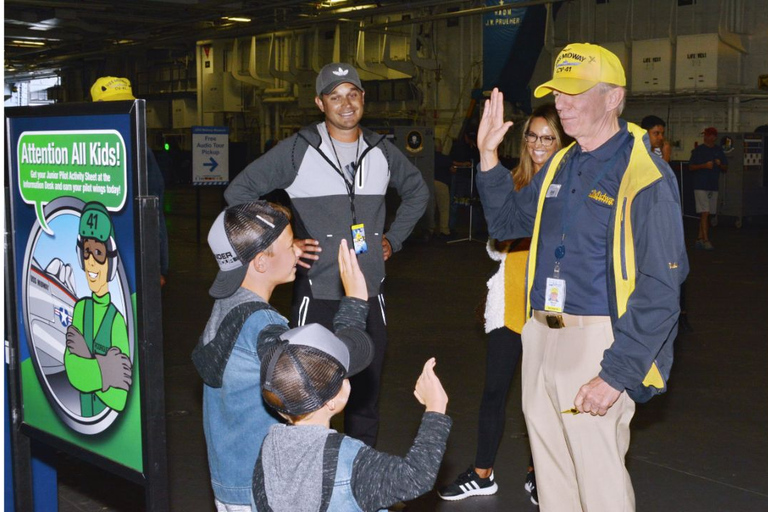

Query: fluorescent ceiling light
[332,4,377,14]
[11,40,46,47]
[222,16,251,22]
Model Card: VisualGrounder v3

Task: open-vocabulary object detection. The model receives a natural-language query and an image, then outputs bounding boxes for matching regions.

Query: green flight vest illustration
[64,201,133,418]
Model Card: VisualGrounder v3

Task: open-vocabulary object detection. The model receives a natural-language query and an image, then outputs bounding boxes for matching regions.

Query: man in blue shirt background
[688,126,728,250]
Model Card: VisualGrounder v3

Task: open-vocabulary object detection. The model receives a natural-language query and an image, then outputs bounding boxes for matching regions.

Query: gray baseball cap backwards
[207,201,290,299]
[316,63,364,96]
[261,323,374,416]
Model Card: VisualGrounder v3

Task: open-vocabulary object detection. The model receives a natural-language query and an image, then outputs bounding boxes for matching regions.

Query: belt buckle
[546,314,565,329]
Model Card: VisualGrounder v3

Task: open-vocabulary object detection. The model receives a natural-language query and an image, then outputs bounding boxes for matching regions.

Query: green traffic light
[164,143,170,151]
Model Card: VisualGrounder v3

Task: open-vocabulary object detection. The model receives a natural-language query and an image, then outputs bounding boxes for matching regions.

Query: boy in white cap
[193,200,370,511]
[252,323,451,511]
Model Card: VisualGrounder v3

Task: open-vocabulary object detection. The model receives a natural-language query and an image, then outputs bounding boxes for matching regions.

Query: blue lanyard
[554,148,624,263]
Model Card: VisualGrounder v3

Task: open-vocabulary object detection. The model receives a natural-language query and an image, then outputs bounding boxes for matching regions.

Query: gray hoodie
[261,424,330,512]
[255,412,452,511]
[224,122,429,300]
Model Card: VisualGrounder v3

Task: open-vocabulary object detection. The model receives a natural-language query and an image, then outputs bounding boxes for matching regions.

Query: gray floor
[55,186,768,512]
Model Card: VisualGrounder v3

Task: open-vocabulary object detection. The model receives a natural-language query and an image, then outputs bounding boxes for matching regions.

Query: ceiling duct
[267,35,295,97]
[382,21,416,77]
[249,35,276,88]
[409,24,439,71]
[231,38,268,88]
[355,21,410,80]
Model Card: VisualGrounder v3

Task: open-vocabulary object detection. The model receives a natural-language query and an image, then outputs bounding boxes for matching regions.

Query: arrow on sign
[203,157,218,173]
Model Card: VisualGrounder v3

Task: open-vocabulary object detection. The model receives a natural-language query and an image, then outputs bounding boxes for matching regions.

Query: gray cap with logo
[315,63,364,96]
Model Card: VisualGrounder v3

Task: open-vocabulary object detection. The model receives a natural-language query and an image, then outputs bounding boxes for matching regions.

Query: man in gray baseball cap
[224,58,429,448]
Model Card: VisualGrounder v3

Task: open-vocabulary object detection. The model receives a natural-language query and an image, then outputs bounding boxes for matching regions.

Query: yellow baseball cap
[90,76,136,102]
[534,43,626,98]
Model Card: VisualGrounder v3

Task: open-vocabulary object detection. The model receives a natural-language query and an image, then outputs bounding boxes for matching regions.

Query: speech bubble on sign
[17,130,128,234]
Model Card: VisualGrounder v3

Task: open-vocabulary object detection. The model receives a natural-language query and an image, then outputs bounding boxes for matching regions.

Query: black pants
[290,276,387,447]
[475,326,523,469]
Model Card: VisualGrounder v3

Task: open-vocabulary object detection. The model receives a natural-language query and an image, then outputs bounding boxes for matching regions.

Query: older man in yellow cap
[90,76,169,286]
[475,43,688,511]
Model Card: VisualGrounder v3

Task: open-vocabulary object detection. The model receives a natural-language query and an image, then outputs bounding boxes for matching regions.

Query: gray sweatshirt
[255,412,452,511]
[224,122,429,300]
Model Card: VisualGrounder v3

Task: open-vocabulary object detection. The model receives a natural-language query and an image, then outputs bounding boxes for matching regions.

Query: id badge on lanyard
[351,224,368,254]
[545,262,566,312]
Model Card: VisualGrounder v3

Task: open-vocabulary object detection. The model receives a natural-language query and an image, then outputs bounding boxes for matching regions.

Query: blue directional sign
[192,126,229,185]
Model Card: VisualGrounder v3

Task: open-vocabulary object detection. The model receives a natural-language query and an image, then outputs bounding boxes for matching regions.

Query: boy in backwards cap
[252,324,451,511]
[193,200,370,511]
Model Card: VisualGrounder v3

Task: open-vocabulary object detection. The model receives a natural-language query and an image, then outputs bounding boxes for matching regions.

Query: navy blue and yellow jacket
[478,121,689,402]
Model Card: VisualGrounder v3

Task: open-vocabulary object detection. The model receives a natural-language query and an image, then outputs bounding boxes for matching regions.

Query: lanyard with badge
[327,128,369,254]
[544,150,623,313]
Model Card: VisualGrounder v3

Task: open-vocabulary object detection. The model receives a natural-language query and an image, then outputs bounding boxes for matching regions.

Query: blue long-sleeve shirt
[476,120,689,402]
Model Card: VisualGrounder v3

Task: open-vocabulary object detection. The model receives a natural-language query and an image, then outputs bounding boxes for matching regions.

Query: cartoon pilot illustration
[64,201,132,417]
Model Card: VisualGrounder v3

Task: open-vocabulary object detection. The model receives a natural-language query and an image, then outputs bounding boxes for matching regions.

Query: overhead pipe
[382,21,416,77]
[333,24,341,63]
[269,36,295,83]
[311,27,323,73]
[409,24,439,71]
[231,38,267,87]
[355,21,408,80]
[249,35,276,88]
[308,25,338,73]
[307,24,341,72]
[716,0,746,93]
[354,23,380,79]
[261,96,300,103]
[288,31,315,83]
[717,0,746,54]
[266,35,295,96]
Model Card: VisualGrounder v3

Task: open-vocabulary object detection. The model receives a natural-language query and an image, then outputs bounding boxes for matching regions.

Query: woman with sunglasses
[439,104,570,505]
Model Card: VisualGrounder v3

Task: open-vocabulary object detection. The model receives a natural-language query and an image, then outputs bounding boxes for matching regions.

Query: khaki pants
[521,316,636,512]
